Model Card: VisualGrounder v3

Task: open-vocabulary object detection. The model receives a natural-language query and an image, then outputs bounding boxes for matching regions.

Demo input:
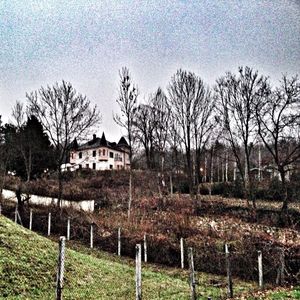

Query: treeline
[0,66,299,213]
[114,66,300,213]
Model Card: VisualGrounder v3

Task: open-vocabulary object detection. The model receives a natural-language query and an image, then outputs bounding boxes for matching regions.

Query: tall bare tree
[152,88,170,172]
[168,69,212,194]
[133,102,155,169]
[255,75,300,213]
[215,66,270,208]
[114,67,138,219]
[193,85,215,189]
[27,80,101,206]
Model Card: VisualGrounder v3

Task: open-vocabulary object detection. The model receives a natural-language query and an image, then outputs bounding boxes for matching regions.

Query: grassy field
[0,216,299,299]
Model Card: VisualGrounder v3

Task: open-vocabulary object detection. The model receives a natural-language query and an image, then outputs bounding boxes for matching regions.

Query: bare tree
[193,85,215,190]
[168,69,212,194]
[114,67,138,219]
[133,102,155,169]
[215,67,270,208]
[12,101,26,128]
[255,75,300,213]
[152,88,170,172]
[27,80,101,206]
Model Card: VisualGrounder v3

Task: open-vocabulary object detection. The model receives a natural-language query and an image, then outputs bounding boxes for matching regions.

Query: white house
[66,133,130,171]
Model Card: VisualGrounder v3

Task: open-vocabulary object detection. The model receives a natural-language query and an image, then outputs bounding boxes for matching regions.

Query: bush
[211,181,245,198]
[288,172,300,203]
[176,181,190,194]
[267,177,284,201]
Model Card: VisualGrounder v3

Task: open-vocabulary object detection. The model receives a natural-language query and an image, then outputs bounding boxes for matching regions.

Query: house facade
[67,133,130,171]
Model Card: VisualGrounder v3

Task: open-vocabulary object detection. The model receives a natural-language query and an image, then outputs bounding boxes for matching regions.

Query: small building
[67,133,130,171]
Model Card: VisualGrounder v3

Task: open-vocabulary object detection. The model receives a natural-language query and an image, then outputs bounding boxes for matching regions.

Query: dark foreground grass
[0,216,298,299]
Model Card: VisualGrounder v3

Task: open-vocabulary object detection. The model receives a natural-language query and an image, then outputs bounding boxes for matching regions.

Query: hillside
[0,216,191,299]
[0,216,299,299]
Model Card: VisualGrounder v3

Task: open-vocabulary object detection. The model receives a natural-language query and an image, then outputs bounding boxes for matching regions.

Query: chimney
[93,134,96,141]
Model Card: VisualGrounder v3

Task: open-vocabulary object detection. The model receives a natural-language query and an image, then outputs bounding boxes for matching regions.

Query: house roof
[74,133,130,152]
[118,136,129,147]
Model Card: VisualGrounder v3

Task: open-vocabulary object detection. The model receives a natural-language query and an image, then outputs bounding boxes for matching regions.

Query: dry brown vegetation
[1,170,300,285]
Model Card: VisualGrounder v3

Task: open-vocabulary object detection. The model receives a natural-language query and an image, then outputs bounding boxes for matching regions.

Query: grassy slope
[0,216,190,299]
[0,216,299,300]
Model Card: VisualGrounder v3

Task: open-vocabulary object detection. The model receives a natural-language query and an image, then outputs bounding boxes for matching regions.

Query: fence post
[67,217,70,241]
[136,244,142,300]
[180,238,184,269]
[29,209,33,230]
[56,236,66,300]
[48,212,51,236]
[15,206,18,223]
[90,224,94,249]
[0,203,2,215]
[258,250,263,289]
[276,247,285,286]
[225,243,233,298]
[143,234,147,263]
[118,227,121,256]
[188,247,196,300]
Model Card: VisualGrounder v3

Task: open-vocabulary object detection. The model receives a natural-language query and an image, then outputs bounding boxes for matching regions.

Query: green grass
[270,288,300,299]
[0,216,298,299]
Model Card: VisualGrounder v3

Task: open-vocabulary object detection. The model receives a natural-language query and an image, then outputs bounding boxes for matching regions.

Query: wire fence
[0,200,299,299]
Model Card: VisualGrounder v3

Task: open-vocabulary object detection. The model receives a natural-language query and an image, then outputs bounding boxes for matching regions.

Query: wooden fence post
[276,247,285,286]
[29,209,33,230]
[118,227,121,256]
[90,224,94,249]
[48,212,51,236]
[67,217,70,241]
[56,236,66,300]
[188,247,196,300]
[136,244,142,300]
[225,243,233,298]
[143,234,147,263]
[15,206,18,223]
[258,250,263,289]
[180,238,184,269]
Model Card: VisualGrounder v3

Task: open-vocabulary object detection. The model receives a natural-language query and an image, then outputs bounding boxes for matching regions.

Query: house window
[92,163,96,170]
[110,152,114,158]
[71,152,74,159]
[86,164,89,168]
[79,152,82,159]
[109,164,113,170]
[103,149,106,156]
[79,164,82,169]
[93,150,96,157]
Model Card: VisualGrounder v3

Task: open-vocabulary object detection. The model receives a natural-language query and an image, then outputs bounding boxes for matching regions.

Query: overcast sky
[0,0,299,141]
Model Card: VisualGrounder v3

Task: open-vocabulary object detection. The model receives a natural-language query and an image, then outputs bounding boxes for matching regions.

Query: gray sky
[0,0,299,141]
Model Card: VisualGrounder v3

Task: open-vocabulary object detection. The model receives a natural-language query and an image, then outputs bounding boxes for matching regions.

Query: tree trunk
[225,151,228,182]
[210,148,214,196]
[128,171,133,220]
[279,168,288,214]
[186,148,194,195]
[195,148,201,191]
[58,168,63,208]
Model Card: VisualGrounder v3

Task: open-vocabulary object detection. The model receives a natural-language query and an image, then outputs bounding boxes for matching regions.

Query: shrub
[267,178,284,201]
